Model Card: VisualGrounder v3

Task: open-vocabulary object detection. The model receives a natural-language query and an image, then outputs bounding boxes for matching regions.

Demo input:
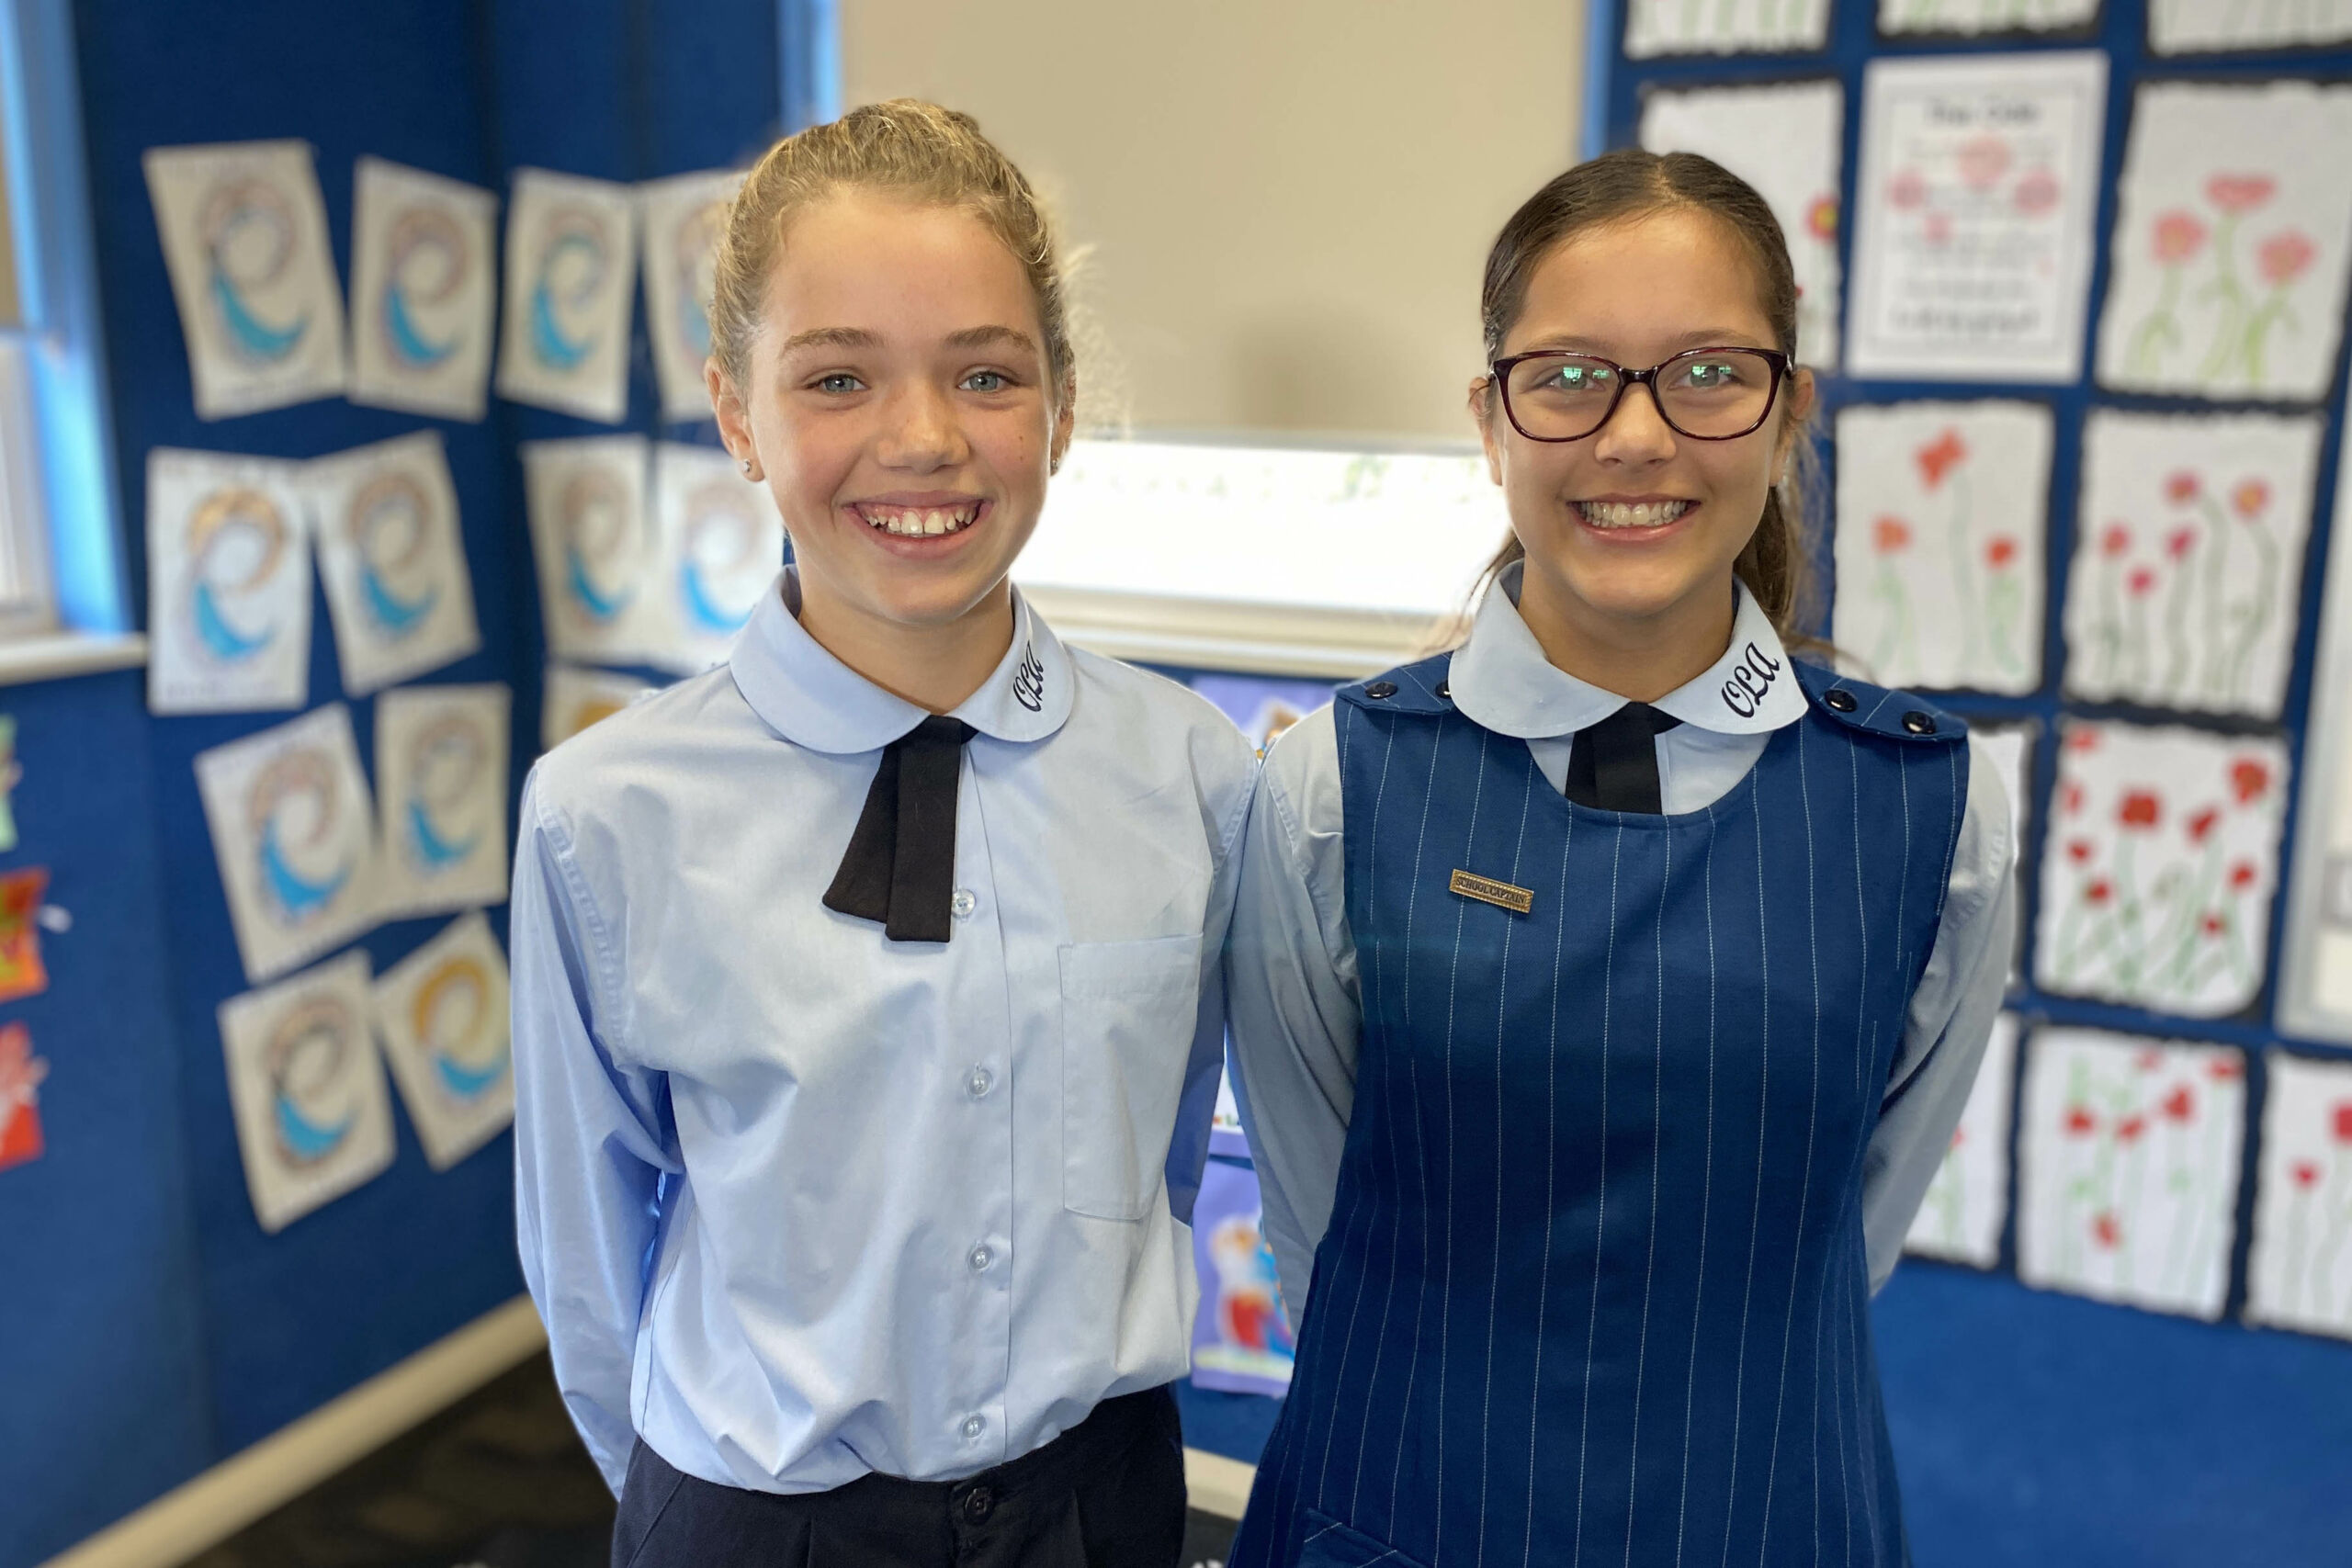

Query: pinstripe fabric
[1229,656,1964,1568]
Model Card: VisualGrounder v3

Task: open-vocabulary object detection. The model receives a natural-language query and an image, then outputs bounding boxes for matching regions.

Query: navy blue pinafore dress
[1230,655,1966,1568]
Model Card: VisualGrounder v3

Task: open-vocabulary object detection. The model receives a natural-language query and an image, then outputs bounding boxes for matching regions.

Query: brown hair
[1467,147,1821,649]
[707,99,1074,405]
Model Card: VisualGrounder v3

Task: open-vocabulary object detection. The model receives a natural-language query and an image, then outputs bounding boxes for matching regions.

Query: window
[0,341,57,637]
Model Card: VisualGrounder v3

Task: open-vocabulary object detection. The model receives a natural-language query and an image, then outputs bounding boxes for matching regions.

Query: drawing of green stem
[2094,553,2125,686]
[1947,473,1981,677]
[2197,497,2233,696]
[2240,288,2298,388]
[2160,531,2199,698]
[2224,512,2278,705]
[1871,556,1915,680]
[1986,568,2024,679]
[2194,215,2249,384]
[2127,264,2188,378]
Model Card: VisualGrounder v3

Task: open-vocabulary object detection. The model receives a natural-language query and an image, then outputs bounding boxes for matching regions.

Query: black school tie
[821,716,976,942]
[1564,702,1682,814]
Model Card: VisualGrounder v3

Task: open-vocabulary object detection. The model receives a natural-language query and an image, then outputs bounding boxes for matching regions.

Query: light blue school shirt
[1226,565,2018,1329]
[512,570,1258,1495]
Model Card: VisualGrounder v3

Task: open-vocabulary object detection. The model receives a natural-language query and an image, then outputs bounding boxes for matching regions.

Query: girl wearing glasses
[1225,149,2015,1566]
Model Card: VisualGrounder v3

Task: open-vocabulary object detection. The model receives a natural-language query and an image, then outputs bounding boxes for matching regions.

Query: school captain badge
[1450,869,1534,915]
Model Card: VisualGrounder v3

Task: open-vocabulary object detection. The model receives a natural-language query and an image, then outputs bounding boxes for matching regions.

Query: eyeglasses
[1488,346,1792,444]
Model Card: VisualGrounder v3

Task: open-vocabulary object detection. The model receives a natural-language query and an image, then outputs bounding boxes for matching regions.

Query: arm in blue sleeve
[511,772,679,1494]
[1166,728,1261,1226]
[1862,737,2019,1292]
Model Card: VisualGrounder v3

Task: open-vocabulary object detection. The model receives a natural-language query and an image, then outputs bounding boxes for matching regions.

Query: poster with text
[2018,1029,2245,1319]
[143,140,346,419]
[1906,1012,2021,1268]
[2035,719,2289,1018]
[541,663,658,754]
[308,433,482,696]
[195,705,382,985]
[2150,0,2352,54]
[2280,391,2352,1043]
[1880,0,2099,36]
[495,169,638,423]
[645,443,785,674]
[218,952,395,1233]
[2246,1052,2352,1339]
[1623,0,1831,57]
[145,449,312,716]
[523,436,658,663]
[373,911,513,1171]
[1640,81,1844,367]
[640,169,740,423]
[1849,51,2107,381]
[374,684,511,919]
[2063,410,2321,720]
[1833,400,2052,694]
[347,157,498,421]
[2097,82,2352,403]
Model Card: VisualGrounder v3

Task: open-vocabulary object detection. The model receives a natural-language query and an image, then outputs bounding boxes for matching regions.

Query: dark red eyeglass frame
[1487,345,1794,444]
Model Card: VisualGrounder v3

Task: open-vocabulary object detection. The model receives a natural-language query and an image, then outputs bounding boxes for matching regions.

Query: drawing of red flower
[2137,1048,2164,1072]
[1951,1125,1966,1147]
[1958,134,2013,191]
[1986,535,2019,569]
[2153,210,2208,265]
[2101,522,2132,558]
[2066,725,2101,752]
[2206,174,2277,214]
[1889,167,1928,210]
[1916,429,1968,490]
[2067,838,2095,863]
[2293,1161,2322,1190]
[1874,515,1913,553]
[2231,759,2270,803]
[2091,1211,2121,1249]
[2064,781,2086,814]
[2119,791,2162,830]
[2210,1057,2244,1081]
[2256,230,2316,288]
[0,1027,44,1111]
[2334,1102,2352,1144]
[2202,912,2225,937]
[1808,194,1838,242]
[2165,471,2201,504]
[2187,806,2220,844]
[2117,1115,2148,1144]
[2086,878,2113,906]
[2230,860,2258,890]
[2166,525,2197,560]
[2065,1105,2098,1135]
[2232,479,2271,519]
[2013,167,2061,217]
[2162,1084,2196,1122]
[2127,566,2157,596]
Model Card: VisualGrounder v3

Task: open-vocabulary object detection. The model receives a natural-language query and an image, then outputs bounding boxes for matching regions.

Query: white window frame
[0,338,59,639]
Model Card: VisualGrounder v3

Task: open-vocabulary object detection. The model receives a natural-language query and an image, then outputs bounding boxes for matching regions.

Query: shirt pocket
[1058,932,1204,1222]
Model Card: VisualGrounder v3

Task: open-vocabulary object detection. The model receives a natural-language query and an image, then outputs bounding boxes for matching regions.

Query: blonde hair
[707,99,1074,405]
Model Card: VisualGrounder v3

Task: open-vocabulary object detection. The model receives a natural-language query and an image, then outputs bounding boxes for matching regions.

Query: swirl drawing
[412,953,509,1104]
[379,206,468,368]
[399,712,489,878]
[265,993,364,1168]
[677,479,767,635]
[199,177,310,364]
[345,472,441,641]
[528,208,609,373]
[181,487,288,665]
[245,747,354,927]
[560,468,639,624]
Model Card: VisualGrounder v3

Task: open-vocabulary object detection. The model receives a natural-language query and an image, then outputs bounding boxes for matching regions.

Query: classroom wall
[842,0,1586,443]
[0,5,791,1564]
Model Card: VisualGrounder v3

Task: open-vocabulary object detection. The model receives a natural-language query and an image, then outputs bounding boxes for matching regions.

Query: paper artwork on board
[0,714,20,852]
[525,436,657,663]
[1622,0,1832,58]
[2149,0,2352,54]
[374,684,511,919]
[2035,719,2289,1018]
[0,867,49,1003]
[1906,1012,2021,1268]
[644,444,784,674]
[195,704,382,986]
[346,157,498,422]
[0,1022,49,1173]
[495,169,638,423]
[2018,1029,2245,1319]
[640,170,740,423]
[142,141,346,419]
[1879,0,2099,36]
[1188,1158,1297,1395]
[2063,410,2321,720]
[1848,52,2108,381]
[217,951,395,1233]
[145,448,313,716]
[2280,389,2352,1043]
[1833,400,2052,694]
[2245,1053,2352,1338]
[2097,83,2352,403]
[372,911,513,1171]
[1640,81,1844,367]
[308,433,482,696]
[541,664,657,754]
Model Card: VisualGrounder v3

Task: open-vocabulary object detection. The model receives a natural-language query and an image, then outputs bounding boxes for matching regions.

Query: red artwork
[0,1022,46,1172]
[0,868,49,1004]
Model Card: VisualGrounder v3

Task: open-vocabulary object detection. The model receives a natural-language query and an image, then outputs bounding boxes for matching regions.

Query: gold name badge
[1449,869,1534,915]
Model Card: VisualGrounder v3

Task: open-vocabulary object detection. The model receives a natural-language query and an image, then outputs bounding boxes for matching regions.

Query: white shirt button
[951,887,978,919]
[962,1414,986,1440]
[967,1066,993,1100]
[968,1244,993,1272]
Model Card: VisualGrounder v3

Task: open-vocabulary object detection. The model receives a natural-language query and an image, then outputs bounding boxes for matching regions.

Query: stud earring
[741,457,753,475]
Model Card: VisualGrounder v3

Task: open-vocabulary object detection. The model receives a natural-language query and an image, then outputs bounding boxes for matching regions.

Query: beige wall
[842,1,1584,444]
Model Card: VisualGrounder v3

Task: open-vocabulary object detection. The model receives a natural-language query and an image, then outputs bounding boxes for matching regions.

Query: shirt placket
[943,758,1013,1468]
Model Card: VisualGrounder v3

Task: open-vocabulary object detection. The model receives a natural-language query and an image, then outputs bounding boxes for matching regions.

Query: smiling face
[1475,206,1813,652]
[710,189,1071,661]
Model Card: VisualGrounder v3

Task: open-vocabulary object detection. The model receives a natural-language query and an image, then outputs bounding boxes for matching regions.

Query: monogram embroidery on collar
[1012,643,1046,712]
[1719,640,1783,719]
